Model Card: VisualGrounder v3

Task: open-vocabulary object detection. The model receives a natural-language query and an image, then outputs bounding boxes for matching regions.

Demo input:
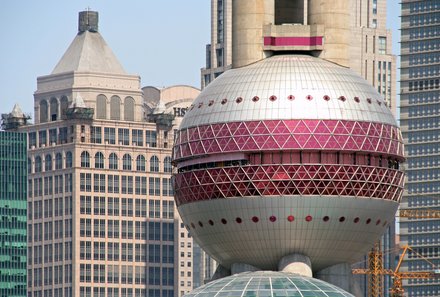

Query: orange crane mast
[352,208,440,297]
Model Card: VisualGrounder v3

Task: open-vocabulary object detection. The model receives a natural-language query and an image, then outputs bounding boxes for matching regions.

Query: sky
[0,1,400,118]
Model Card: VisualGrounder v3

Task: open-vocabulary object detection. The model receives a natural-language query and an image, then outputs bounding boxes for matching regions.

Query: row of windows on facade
[407,130,440,143]
[28,175,73,198]
[28,196,72,221]
[407,91,439,104]
[80,241,174,262]
[408,117,439,130]
[408,79,440,92]
[80,152,172,172]
[408,168,440,181]
[408,26,440,40]
[408,64,440,78]
[408,39,440,53]
[29,239,173,267]
[406,100,440,115]
[79,265,175,287]
[90,127,163,147]
[408,12,440,26]
[80,196,174,218]
[406,220,440,233]
[79,287,174,297]
[28,243,71,266]
[38,95,137,123]
[406,143,440,156]
[30,220,72,243]
[407,156,440,169]
[79,220,174,241]
[29,265,72,292]
[407,182,440,194]
[28,126,163,149]
[409,52,440,65]
[406,234,440,246]
[79,174,173,197]
[407,196,439,207]
[406,0,440,13]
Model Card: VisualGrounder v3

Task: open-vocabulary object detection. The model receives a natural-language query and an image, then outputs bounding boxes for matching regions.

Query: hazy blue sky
[0,1,400,118]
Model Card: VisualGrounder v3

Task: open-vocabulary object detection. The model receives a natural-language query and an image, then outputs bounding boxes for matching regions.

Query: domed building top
[184,271,354,297]
[180,55,396,130]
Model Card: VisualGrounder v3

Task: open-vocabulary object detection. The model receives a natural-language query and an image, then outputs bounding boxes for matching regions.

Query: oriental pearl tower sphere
[173,0,405,295]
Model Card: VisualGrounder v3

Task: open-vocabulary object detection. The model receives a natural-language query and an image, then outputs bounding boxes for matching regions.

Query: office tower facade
[400,1,440,296]
[4,11,198,297]
[0,130,27,297]
[200,0,232,89]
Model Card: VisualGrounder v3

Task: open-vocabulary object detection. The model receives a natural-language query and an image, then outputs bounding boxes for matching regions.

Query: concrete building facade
[5,11,199,297]
[0,131,27,297]
[399,1,440,296]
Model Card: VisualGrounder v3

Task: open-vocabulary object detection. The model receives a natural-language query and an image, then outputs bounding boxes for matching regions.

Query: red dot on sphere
[208,220,214,226]
[221,218,227,225]
[236,217,242,224]
[354,217,360,223]
[366,218,372,224]
[339,217,345,222]
[287,215,295,222]
[305,215,313,222]
[198,221,203,227]
[252,216,259,223]
[376,219,381,225]
[323,216,329,222]
[269,216,277,222]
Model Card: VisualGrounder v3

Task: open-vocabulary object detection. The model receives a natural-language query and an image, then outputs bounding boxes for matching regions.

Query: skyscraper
[400,1,440,296]
[4,11,199,297]
[0,130,27,297]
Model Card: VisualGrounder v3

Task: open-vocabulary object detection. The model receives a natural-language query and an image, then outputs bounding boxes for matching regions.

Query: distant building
[4,11,199,297]
[399,1,440,296]
[0,130,27,297]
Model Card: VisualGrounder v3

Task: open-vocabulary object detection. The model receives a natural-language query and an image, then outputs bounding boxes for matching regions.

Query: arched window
[55,153,63,170]
[28,158,32,174]
[66,152,73,168]
[95,152,104,169]
[110,95,121,120]
[164,156,172,173]
[50,97,59,121]
[60,96,69,119]
[136,155,146,171]
[124,97,135,121]
[150,155,159,172]
[35,156,42,173]
[40,100,48,123]
[123,154,132,170]
[109,153,118,170]
[81,151,90,168]
[96,94,107,119]
[45,154,52,171]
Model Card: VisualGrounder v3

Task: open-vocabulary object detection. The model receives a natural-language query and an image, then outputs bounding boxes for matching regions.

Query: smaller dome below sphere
[184,271,354,297]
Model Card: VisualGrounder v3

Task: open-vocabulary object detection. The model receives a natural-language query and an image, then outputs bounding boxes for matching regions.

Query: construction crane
[352,244,440,297]
[352,208,440,297]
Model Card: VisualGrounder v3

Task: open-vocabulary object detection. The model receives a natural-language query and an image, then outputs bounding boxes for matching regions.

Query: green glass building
[0,131,27,297]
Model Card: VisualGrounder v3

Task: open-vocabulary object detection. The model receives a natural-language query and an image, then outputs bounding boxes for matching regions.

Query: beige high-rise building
[5,11,199,297]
